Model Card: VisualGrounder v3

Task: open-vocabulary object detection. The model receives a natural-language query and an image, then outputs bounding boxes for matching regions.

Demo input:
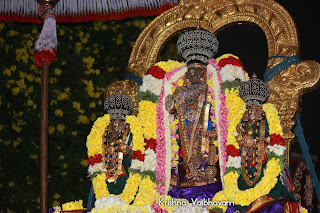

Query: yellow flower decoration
[126,115,145,153]
[155,60,186,73]
[211,158,281,209]
[263,103,283,136]
[62,200,83,211]
[211,100,284,212]
[92,173,109,199]
[86,114,110,157]
[225,88,246,149]
[215,53,239,63]
[133,176,157,206]
[118,173,142,203]
[137,100,157,140]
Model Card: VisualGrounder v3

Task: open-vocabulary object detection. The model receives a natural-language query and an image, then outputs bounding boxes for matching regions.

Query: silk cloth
[168,183,222,202]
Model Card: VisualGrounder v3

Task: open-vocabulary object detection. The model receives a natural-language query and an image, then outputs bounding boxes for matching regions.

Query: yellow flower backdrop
[0,18,157,212]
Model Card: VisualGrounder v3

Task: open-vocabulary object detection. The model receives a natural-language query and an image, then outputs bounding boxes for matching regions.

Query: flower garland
[225,88,246,149]
[156,85,171,194]
[138,100,157,140]
[216,54,249,82]
[92,196,155,213]
[169,117,180,167]
[207,59,229,182]
[155,60,186,73]
[210,102,287,211]
[86,113,147,203]
[53,200,84,213]
[133,175,158,206]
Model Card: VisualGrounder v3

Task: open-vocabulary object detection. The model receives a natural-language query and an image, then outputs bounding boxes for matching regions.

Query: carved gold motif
[126,0,320,162]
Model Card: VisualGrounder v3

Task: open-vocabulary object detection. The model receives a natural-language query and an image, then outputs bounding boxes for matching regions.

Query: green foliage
[137,90,159,103]
[0,18,158,212]
[220,79,242,93]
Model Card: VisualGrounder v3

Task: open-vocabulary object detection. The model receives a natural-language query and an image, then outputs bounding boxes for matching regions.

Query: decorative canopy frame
[126,0,320,161]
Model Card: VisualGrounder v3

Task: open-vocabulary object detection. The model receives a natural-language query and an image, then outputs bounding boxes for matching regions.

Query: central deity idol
[165,27,220,188]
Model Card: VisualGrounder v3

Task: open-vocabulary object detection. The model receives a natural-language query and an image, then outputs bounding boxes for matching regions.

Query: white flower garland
[226,156,241,169]
[140,75,163,96]
[220,64,246,82]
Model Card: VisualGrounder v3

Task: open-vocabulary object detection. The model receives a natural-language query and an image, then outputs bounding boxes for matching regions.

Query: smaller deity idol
[166,27,220,188]
[103,93,134,194]
[234,74,297,212]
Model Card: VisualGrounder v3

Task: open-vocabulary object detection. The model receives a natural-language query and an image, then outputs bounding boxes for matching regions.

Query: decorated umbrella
[0,0,178,23]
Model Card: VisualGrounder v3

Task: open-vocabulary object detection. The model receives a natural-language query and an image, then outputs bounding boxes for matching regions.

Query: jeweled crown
[177,27,219,65]
[239,74,270,107]
[104,93,133,120]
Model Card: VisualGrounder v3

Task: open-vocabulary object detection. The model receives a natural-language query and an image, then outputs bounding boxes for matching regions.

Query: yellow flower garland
[133,176,157,206]
[170,119,180,166]
[87,114,145,201]
[225,88,246,149]
[211,102,284,211]
[155,60,186,73]
[263,103,283,136]
[118,172,142,203]
[61,200,83,211]
[138,100,157,140]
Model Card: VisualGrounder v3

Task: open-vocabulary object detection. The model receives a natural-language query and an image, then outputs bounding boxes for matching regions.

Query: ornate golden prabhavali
[120,0,320,161]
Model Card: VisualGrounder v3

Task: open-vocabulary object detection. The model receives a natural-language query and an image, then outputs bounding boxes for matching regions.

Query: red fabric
[226,145,240,157]
[284,202,300,213]
[88,154,103,166]
[145,65,167,79]
[179,147,184,159]
[218,56,246,71]
[132,150,145,161]
[33,49,57,67]
[144,138,157,152]
[269,134,286,146]
[0,3,176,23]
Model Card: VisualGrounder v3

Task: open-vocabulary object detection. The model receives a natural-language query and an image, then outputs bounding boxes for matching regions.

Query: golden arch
[126,0,320,160]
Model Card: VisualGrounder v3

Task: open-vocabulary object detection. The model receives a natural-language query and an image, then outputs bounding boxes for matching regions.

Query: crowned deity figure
[102,93,134,194]
[165,27,220,191]
[228,75,298,212]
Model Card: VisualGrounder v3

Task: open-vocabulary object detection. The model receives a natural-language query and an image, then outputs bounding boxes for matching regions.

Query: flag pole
[34,1,59,212]
[40,61,50,213]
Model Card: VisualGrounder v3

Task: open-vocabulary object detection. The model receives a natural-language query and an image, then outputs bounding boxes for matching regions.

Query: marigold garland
[86,113,146,203]
[138,100,157,140]
[263,103,283,136]
[133,176,158,206]
[210,101,286,211]
[225,88,246,149]
[118,172,142,203]
[155,60,186,73]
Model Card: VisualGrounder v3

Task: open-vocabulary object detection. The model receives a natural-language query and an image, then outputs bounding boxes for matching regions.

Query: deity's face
[243,106,263,122]
[111,119,125,132]
[186,63,206,84]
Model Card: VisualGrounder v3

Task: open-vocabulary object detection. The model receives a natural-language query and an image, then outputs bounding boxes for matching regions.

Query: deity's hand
[165,94,175,113]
